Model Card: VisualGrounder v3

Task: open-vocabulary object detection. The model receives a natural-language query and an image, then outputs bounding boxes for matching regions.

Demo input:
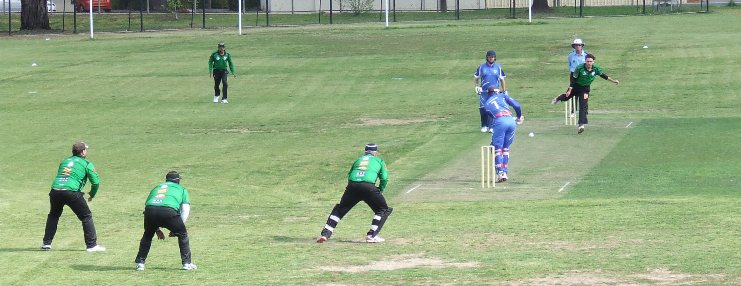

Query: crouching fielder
[134,171,196,271]
[483,86,523,183]
[317,143,392,243]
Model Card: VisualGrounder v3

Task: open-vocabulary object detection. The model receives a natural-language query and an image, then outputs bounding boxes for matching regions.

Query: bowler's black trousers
[135,206,192,264]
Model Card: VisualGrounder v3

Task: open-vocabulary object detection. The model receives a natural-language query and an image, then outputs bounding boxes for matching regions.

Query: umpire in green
[317,143,392,243]
[134,171,196,271]
[208,42,235,104]
[41,142,105,252]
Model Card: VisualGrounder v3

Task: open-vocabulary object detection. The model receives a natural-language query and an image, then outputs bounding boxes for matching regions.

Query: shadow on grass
[271,235,370,244]
[70,264,133,271]
[272,236,316,243]
[0,248,80,252]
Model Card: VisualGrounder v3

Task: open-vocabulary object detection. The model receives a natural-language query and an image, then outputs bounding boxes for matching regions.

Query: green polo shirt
[144,181,190,212]
[50,155,100,197]
[208,51,235,74]
[347,154,389,191]
[572,63,604,87]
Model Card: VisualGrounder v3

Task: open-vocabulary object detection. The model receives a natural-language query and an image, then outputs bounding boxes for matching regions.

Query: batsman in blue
[482,86,523,183]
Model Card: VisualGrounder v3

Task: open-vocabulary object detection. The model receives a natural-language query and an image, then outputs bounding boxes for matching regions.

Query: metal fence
[2,0,713,34]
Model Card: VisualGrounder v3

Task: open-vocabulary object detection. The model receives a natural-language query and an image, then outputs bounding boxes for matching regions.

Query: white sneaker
[480,126,488,133]
[221,99,228,104]
[135,263,145,271]
[488,127,494,133]
[366,235,385,243]
[41,244,51,250]
[578,125,585,134]
[497,173,508,183]
[213,96,219,103]
[86,245,106,252]
[182,263,198,270]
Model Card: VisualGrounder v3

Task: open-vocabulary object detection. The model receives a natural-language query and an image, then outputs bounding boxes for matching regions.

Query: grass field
[1,8,739,285]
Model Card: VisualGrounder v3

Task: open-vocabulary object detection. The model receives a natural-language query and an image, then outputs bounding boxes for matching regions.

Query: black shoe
[551,94,565,105]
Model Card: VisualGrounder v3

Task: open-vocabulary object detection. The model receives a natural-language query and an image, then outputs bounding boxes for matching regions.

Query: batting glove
[474,86,483,95]
[155,229,166,240]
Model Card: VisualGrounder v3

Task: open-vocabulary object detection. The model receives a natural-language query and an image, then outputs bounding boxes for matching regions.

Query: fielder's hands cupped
[155,229,166,240]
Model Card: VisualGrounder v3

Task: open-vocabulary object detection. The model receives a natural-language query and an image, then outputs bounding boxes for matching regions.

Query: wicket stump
[564,96,577,125]
[480,146,496,188]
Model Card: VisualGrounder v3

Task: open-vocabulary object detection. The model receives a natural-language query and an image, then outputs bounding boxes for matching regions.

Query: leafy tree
[165,0,186,19]
[341,0,373,15]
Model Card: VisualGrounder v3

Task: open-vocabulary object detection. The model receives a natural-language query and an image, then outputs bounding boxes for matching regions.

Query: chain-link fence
[1,0,715,34]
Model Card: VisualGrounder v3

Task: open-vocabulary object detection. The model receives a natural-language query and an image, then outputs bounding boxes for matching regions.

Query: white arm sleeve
[180,203,191,223]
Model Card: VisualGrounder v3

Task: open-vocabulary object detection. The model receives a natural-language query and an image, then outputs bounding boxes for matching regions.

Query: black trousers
[558,84,591,125]
[135,206,192,264]
[213,69,228,99]
[321,181,392,238]
[43,189,98,248]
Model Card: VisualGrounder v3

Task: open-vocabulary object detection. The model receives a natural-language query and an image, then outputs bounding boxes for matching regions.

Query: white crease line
[558,182,571,193]
[625,122,633,128]
[406,184,422,194]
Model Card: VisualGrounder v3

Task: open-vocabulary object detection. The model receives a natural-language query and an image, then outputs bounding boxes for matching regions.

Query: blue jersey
[474,62,506,91]
[567,49,588,72]
[483,92,522,119]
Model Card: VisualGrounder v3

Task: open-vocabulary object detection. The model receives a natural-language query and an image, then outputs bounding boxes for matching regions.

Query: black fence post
[139,0,144,31]
[7,1,10,36]
[127,4,131,31]
[62,0,66,32]
[393,0,396,22]
[329,0,333,24]
[7,3,10,36]
[579,0,583,17]
[456,0,460,20]
[512,0,516,18]
[201,0,205,29]
[318,0,321,24]
[642,0,646,14]
[73,5,77,33]
[266,0,270,26]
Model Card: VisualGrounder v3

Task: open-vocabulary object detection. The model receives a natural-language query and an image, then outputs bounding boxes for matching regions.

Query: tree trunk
[532,0,551,11]
[21,0,51,30]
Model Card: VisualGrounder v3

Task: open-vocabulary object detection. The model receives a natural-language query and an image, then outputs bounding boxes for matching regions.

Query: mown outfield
[0,8,739,285]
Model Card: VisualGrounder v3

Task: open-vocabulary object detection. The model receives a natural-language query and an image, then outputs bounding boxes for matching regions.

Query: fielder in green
[317,143,392,243]
[42,142,106,252]
[208,42,235,104]
[134,171,196,271]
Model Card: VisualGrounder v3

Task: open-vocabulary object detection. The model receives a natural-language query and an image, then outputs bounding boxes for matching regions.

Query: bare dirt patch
[181,128,271,135]
[319,253,478,273]
[629,268,726,285]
